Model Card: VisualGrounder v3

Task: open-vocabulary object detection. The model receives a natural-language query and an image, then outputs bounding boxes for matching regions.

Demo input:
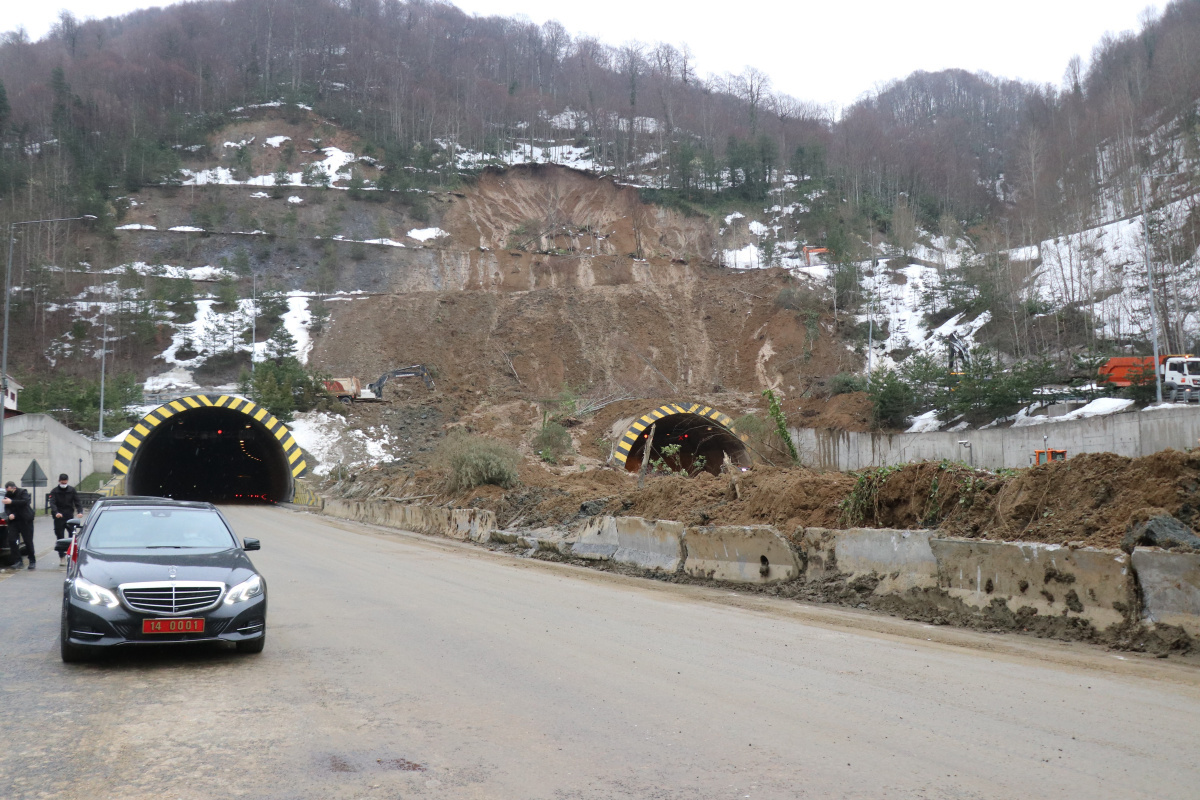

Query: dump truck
[1098,355,1200,400]
[323,366,435,403]
[322,377,378,403]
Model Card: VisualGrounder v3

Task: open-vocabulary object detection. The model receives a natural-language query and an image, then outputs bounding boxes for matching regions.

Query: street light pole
[1140,174,1164,405]
[98,303,107,438]
[0,215,97,486]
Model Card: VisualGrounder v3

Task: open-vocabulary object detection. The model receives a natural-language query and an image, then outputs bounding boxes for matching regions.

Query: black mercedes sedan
[60,497,267,662]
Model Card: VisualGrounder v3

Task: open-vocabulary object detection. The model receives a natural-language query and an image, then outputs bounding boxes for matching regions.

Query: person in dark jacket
[3,481,35,570]
[49,473,83,566]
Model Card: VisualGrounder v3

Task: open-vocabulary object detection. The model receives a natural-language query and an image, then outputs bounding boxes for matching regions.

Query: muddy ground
[320,446,1200,550]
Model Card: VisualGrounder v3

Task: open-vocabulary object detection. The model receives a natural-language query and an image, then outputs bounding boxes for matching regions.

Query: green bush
[1123,362,1159,403]
[829,372,867,395]
[867,369,915,429]
[533,421,572,464]
[436,431,520,491]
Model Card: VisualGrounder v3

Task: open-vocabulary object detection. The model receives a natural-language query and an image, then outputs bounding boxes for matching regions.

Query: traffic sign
[21,460,47,488]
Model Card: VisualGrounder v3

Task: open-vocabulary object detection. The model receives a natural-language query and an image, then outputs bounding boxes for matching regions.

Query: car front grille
[119,582,225,615]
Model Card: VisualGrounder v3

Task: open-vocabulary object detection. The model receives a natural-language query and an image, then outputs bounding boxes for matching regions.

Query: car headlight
[72,577,119,609]
[224,574,263,605]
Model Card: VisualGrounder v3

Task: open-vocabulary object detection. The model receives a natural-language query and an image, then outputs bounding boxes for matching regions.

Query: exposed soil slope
[328,449,1200,549]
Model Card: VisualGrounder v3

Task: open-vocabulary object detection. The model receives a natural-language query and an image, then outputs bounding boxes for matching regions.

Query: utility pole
[98,301,107,438]
[1141,173,1164,405]
[250,273,257,374]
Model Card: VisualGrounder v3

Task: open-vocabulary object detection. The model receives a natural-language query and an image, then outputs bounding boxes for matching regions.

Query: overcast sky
[4,0,1155,108]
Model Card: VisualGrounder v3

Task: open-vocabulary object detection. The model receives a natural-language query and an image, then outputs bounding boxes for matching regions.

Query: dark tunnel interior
[124,408,292,503]
[623,414,751,476]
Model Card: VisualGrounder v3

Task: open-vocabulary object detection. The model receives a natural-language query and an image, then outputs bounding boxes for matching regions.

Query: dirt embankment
[311,266,860,404]
[325,449,1200,550]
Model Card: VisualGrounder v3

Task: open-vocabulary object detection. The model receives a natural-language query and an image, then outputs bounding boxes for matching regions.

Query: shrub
[533,421,572,464]
[829,372,867,395]
[868,369,916,429]
[436,431,520,491]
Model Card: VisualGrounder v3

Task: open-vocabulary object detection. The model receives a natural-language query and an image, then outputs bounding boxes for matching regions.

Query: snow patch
[407,227,448,242]
[288,411,397,476]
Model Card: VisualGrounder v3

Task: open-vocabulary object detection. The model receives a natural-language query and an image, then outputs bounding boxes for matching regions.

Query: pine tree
[265,322,297,361]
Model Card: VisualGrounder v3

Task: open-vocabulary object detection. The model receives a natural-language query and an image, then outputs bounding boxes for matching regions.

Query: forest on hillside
[0,0,1196,386]
[0,0,1198,239]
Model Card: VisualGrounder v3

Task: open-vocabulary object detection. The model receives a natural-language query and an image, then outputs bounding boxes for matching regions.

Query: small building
[3,375,21,418]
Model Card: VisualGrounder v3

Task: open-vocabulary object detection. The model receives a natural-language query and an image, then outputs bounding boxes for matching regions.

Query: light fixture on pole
[0,215,97,486]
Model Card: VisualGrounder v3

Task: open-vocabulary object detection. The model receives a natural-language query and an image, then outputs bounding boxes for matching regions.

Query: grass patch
[436,431,521,491]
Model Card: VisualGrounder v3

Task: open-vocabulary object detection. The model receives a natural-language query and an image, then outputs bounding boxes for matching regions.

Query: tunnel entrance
[615,404,751,477]
[115,395,307,503]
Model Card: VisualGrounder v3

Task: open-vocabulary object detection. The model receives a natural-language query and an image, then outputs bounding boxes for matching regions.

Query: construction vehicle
[1098,355,1200,401]
[801,246,828,266]
[368,365,435,396]
[322,366,435,404]
[1033,449,1067,465]
[946,332,972,376]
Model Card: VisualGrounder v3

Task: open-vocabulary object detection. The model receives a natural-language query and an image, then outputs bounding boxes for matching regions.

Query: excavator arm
[368,365,435,397]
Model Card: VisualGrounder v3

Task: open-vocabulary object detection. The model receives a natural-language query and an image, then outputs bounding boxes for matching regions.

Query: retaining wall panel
[613,517,684,572]
[569,516,619,560]
[684,525,799,584]
[1131,549,1200,638]
[930,539,1133,629]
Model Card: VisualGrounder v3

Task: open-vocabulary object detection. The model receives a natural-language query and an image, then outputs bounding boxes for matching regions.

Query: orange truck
[322,377,379,403]
[1098,355,1200,397]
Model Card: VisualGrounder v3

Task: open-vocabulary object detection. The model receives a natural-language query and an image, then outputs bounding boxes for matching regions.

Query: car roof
[91,496,216,511]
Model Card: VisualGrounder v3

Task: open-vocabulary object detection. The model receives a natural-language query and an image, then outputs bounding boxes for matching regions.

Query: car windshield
[86,508,235,550]
[1188,362,1200,375]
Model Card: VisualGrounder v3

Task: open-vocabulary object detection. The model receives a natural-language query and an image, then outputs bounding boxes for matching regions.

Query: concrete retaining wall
[683,525,801,584]
[322,498,495,544]
[930,540,1134,630]
[1131,549,1200,637]
[2,413,114,489]
[566,516,685,572]
[794,406,1200,472]
[801,527,937,594]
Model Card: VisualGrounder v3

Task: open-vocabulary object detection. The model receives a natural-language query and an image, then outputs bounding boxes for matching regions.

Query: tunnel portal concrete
[113,395,308,503]
[614,403,751,476]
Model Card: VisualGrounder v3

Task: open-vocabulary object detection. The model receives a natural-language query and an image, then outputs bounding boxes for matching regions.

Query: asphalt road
[1,506,1199,799]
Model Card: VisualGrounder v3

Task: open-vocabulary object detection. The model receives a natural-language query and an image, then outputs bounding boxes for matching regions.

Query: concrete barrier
[929,539,1135,630]
[569,516,619,560]
[565,516,685,572]
[1131,549,1200,638]
[801,527,937,593]
[290,480,324,509]
[322,498,495,544]
[683,525,800,584]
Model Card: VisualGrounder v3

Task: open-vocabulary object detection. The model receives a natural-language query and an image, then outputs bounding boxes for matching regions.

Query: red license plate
[142,618,205,634]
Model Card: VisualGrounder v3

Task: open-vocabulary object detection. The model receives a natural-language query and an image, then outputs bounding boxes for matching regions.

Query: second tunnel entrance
[615,404,751,476]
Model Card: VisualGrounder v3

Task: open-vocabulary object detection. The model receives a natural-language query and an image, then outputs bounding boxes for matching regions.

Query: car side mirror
[243,538,260,551]
[65,519,82,532]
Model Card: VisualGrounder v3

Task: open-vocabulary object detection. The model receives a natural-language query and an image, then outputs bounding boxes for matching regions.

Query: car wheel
[236,633,265,654]
[60,609,92,663]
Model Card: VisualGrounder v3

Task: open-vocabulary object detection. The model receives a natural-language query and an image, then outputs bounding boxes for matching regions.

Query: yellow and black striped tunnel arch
[113,394,307,502]
[613,403,751,472]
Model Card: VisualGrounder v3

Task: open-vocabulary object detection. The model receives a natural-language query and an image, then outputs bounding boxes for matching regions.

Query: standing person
[49,474,84,567]
[3,481,35,570]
